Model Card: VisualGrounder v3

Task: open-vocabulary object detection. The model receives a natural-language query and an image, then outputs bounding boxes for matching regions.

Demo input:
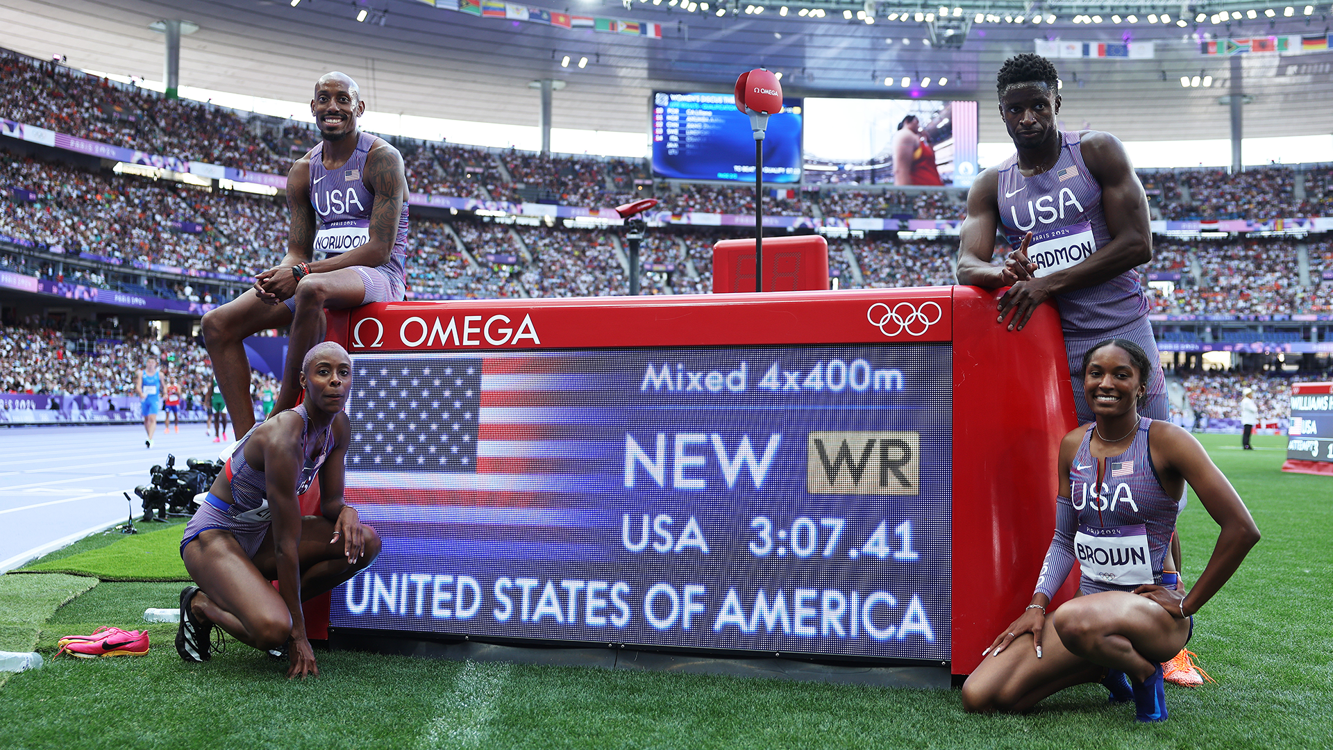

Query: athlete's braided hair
[996,53,1060,96]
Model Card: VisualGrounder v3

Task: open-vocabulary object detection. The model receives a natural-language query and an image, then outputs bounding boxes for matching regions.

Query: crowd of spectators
[1151,166,1296,221]
[1,320,211,398]
[1,151,285,278]
[515,225,635,297]
[1145,238,1331,315]
[855,238,957,289]
[1179,372,1289,422]
[819,190,965,221]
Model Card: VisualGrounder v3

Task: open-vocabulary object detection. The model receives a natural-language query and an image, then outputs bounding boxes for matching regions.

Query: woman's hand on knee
[1132,583,1190,619]
[985,606,1047,659]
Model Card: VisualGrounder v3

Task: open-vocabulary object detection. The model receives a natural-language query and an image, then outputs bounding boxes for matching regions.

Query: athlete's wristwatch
[291,262,311,282]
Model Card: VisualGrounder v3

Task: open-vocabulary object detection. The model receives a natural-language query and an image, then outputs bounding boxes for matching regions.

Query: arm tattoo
[365,144,407,255]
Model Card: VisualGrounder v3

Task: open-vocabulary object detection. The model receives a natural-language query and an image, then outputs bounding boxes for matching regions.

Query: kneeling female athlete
[178,341,380,678]
[962,339,1260,721]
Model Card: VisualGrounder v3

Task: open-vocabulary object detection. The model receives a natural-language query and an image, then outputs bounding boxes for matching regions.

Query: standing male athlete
[955,54,1201,685]
[136,356,162,449]
[163,378,182,434]
[201,71,409,437]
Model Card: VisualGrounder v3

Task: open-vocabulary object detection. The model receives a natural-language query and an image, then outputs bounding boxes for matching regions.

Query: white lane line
[0,515,127,573]
[416,661,511,749]
[0,492,124,515]
[0,474,125,492]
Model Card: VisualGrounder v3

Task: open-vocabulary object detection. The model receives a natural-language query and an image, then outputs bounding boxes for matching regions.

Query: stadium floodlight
[1092,14,1102,22]
[1015,15,1025,23]
[779,5,787,14]
[1127,14,1138,22]
[1112,14,1121,22]
[1247,9,1257,17]
[1203,75,1213,86]
[716,7,725,14]
[884,76,893,85]
[857,9,866,18]
[1161,13,1170,22]
[1180,76,1190,87]
[755,5,764,13]
[561,55,570,67]
[865,16,874,23]
[1177,19,1186,25]
[953,6,962,15]
[1304,4,1314,13]
[844,9,853,18]
[915,11,924,20]
[901,76,910,86]
[578,57,588,68]
[938,76,947,85]
[1147,13,1157,22]
[1265,8,1276,16]
[1191,75,1201,86]
[798,7,807,15]
[356,8,368,21]
[925,12,934,20]
[1284,6,1294,15]
[1233,11,1242,18]
[1196,12,1205,21]
[290,0,300,7]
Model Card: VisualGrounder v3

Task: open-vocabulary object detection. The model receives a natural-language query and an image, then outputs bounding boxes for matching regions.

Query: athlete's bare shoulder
[1077,130,1132,173]
[966,165,1001,202]
[1060,423,1092,456]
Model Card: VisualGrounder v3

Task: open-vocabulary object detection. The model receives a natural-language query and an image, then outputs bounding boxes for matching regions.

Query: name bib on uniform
[313,222,369,258]
[142,384,158,396]
[1075,523,1153,586]
[1026,221,1097,278]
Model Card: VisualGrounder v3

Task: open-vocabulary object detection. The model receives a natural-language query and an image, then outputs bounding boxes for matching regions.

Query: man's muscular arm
[956,168,1022,288]
[994,131,1152,331]
[307,142,406,273]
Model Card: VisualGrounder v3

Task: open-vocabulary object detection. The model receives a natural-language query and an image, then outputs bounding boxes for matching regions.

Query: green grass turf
[16,519,189,582]
[0,433,1327,749]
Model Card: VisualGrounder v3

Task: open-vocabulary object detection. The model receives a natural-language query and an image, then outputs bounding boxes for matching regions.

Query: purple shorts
[180,496,270,560]
[284,264,404,313]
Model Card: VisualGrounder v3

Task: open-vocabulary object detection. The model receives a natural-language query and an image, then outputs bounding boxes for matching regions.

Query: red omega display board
[321,286,1077,676]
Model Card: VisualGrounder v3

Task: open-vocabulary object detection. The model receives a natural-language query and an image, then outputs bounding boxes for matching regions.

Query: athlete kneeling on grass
[961,339,1260,722]
[178,341,380,678]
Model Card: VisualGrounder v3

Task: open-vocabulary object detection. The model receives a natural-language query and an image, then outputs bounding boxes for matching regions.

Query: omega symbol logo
[866,302,942,337]
[352,317,384,348]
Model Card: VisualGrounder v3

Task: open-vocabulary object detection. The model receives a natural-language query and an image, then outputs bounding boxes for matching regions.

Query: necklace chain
[1095,415,1141,444]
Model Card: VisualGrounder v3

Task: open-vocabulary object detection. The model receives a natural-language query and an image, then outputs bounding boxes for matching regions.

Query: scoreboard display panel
[651,91,803,184]
[1283,381,1333,475]
[325,288,1077,673]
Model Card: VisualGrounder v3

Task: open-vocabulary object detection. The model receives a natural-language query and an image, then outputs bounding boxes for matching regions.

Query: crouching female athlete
[178,341,380,678]
[962,339,1260,722]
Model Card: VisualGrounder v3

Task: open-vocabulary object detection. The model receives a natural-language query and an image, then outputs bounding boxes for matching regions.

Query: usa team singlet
[299,131,409,305]
[995,130,1167,423]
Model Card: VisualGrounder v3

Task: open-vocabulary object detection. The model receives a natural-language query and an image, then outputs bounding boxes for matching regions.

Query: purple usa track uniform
[996,130,1167,425]
[180,404,335,559]
[286,131,408,312]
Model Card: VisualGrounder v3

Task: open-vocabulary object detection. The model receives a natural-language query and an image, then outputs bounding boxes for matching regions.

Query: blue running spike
[1132,663,1169,722]
[1103,669,1133,703]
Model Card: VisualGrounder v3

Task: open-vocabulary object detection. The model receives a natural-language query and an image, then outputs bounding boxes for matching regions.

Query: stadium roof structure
[1,0,1331,147]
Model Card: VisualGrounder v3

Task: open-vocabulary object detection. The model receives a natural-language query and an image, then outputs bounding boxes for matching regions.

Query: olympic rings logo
[867,301,942,337]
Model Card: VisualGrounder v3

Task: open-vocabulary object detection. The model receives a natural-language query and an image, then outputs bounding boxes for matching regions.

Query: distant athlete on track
[136,356,162,448]
[177,342,379,678]
[163,379,182,434]
[201,71,409,438]
[961,339,1260,722]
[207,377,228,443]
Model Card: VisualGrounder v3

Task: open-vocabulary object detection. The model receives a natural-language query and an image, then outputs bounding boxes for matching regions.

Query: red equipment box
[321,286,1077,676]
[712,234,830,293]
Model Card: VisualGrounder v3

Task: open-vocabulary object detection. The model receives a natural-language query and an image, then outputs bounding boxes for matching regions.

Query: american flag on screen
[345,354,620,507]
[1110,460,1134,477]
[344,353,621,561]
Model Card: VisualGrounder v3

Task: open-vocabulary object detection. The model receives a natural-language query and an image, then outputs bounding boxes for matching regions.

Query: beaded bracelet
[1025,604,1046,614]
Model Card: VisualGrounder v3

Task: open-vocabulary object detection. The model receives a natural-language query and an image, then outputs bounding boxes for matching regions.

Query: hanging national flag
[641,22,661,38]
[1250,36,1276,52]
[594,18,615,32]
[437,0,460,9]
[550,11,571,27]
[570,15,595,27]
[480,0,506,18]
[505,3,528,20]
[617,20,640,34]
[1303,34,1330,51]
[769,188,795,200]
[459,0,481,15]
[415,0,436,6]
[528,8,551,24]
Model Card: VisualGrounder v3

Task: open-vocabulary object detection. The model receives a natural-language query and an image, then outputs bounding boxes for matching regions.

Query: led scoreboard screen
[332,343,951,661]
[651,91,803,184]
